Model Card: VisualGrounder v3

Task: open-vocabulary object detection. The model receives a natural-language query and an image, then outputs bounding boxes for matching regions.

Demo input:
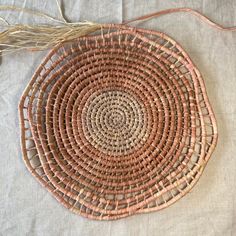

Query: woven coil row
[19,24,217,220]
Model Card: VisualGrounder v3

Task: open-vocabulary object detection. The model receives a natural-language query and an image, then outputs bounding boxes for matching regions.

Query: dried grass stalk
[0,23,101,53]
[0,4,101,54]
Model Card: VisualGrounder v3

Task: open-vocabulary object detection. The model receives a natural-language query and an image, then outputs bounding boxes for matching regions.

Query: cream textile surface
[0,0,235,235]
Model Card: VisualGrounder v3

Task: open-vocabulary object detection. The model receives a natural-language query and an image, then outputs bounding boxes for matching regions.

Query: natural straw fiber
[1,7,236,54]
[19,23,218,220]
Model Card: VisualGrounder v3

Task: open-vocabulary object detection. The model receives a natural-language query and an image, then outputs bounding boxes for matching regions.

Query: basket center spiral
[82,90,148,156]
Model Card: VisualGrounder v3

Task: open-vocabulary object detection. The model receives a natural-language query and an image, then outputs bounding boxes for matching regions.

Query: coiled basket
[19,24,218,220]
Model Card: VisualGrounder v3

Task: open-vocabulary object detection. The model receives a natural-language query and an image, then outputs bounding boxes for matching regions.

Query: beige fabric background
[0,0,236,235]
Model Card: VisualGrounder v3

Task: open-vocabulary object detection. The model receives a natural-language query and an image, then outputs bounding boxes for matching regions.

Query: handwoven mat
[19,24,218,220]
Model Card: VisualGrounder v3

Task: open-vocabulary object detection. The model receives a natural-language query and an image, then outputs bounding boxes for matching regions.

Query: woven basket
[19,24,218,220]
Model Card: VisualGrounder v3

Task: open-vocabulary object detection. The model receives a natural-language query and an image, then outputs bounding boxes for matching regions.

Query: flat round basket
[19,24,218,220]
